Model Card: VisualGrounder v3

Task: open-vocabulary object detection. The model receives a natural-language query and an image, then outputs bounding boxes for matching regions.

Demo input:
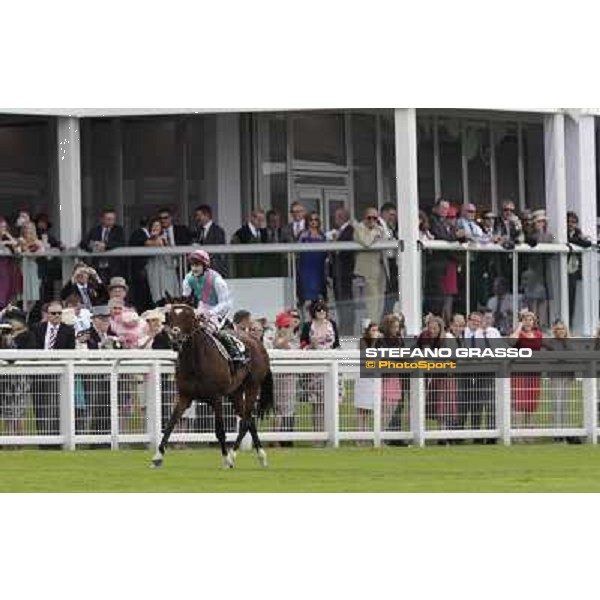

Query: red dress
[511,330,543,414]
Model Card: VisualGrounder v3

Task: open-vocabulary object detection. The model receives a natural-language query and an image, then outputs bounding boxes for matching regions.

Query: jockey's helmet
[188,249,211,268]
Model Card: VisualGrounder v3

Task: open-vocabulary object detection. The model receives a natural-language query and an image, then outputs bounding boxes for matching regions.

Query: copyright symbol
[366,362,375,369]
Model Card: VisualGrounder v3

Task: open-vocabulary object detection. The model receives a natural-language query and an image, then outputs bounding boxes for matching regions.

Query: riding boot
[218,332,248,366]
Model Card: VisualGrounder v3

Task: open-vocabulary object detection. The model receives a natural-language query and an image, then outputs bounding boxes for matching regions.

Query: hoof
[257,448,268,469]
[151,451,164,469]
[223,450,236,469]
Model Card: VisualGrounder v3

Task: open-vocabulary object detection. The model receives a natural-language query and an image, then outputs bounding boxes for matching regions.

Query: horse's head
[165,295,197,349]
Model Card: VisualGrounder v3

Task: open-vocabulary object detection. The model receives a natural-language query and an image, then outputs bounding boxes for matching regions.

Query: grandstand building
[0,108,598,334]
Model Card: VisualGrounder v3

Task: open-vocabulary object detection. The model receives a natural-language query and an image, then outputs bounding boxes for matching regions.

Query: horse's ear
[165,291,174,305]
[183,295,194,307]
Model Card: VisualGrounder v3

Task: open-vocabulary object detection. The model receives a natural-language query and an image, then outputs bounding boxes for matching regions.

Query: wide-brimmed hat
[108,277,129,292]
[92,305,110,318]
[108,298,125,310]
[275,312,292,329]
[142,309,165,324]
[532,209,548,223]
[3,308,27,326]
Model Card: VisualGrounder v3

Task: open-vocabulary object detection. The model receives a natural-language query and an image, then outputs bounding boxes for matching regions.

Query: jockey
[182,249,247,366]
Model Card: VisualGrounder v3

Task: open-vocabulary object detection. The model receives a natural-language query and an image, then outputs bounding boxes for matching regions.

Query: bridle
[168,305,198,349]
[168,304,209,350]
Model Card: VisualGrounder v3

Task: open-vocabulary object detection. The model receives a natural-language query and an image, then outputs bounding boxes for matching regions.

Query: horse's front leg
[213,398,233,469]
[151,396,189,468]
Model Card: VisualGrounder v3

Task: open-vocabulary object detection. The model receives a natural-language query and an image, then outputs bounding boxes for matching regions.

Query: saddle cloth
[207,330,247,364]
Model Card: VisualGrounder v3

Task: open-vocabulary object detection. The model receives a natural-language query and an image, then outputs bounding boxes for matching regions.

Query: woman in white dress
[355,322,382,433]
[144,218,180,305]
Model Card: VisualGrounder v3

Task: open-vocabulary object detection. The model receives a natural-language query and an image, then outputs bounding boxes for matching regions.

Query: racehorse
[151,297,274,469]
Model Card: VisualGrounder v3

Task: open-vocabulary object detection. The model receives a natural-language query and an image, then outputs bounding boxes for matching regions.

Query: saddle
[208,329,250,370]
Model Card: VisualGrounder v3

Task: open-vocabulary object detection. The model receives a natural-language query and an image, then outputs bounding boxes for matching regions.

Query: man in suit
[281,202,307,307]
[80,209,126,282]
[128,218,153,313]
[328,206,355,336]
[32,301,76,436]
[281,202,306,243]
[60,263,108,309]
[192,205,228,276]
[158,207,192,247]
[380,202,399,317]
[264,209,286,277]
[231,210,268,278]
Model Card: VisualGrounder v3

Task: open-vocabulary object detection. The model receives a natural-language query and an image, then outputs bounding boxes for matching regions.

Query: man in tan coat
[354,207,389,324]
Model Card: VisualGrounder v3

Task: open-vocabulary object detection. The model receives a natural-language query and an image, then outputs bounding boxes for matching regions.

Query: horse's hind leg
[214,399,233,469]
[233,419,250,453]
[151,396,189,468]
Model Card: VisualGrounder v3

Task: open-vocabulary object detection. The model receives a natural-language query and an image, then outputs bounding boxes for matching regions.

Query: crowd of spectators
[0,199,595,341]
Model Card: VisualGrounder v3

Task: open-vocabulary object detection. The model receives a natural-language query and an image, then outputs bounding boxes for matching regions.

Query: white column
[565,114,598,335]
[57,117,82,249]
[216,113,242,240]
[395,109,421,335]
[545,113,568,243]
[544,114,569,326]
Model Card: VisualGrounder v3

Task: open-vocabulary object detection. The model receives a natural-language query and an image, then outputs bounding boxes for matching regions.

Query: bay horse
[151,298,274,469]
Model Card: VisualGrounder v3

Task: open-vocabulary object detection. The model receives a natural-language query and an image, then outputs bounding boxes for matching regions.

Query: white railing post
[110,363,119,451]
[60,362,75,451]
[146,361,162,451]
[324,360,340,448]
[583,360,597,445]
[373,377,382,448]
[497,362,512,446]
[410,374,425,448]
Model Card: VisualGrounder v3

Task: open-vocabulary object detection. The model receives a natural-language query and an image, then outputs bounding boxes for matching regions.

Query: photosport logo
[360,337,534,377]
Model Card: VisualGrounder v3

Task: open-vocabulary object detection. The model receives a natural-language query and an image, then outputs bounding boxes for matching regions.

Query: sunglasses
[48,311,62,316]
[366,216,379,221]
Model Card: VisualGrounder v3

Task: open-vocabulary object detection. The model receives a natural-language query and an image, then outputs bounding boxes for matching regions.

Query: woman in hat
[300,300,340,436]
[144,217,180,305]
[522,210,553,327]
[108,276,132,305]
[0,218,21,309]
[17,221,45,315]
[140,309,171,350]
[355,322,382,437]
[0,309,35,441]
[510,311,544,435]
[273,311,301,441]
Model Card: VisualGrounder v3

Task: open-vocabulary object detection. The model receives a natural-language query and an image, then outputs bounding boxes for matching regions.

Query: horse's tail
[258,369,274,419]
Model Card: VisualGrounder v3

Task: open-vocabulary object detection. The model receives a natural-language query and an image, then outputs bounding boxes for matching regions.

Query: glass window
[0,119,55,226]
[465,121,491,209]
[352,114,377,219]
[523,123,546,210]
[381,115,397,205]
[438,118,463,203]
[417,117,435,209]
[292,113,346,166]
[255,114,288,221]
[495,123,520,204]
[122,118,181,234]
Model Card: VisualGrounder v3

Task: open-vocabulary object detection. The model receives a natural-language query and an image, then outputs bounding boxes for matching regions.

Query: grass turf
[1,445,600,492]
